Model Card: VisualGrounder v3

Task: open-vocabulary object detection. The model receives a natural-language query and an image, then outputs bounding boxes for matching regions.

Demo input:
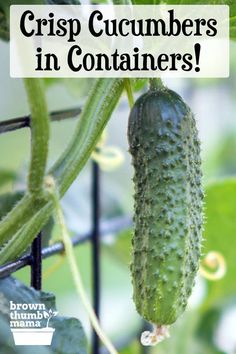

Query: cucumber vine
[0,78,125,263]
[24,78,50,194]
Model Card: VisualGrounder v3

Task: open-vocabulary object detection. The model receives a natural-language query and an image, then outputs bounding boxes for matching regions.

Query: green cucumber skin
[128,87,203,325]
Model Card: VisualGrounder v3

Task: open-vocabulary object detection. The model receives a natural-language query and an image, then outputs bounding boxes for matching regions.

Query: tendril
[199,251,226,281]
[91,146,124,171]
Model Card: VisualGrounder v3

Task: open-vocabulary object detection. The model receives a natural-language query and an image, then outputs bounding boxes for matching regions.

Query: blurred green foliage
[206,133,236,178]
[203,179,236,309]
[132,0,236,43]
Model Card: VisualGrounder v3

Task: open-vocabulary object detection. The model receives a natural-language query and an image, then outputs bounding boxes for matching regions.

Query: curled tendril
[91,128,124,171]
[96,129,108,148]
[199,251,227,281]
[141,325,170,346]
[91,146,124,171]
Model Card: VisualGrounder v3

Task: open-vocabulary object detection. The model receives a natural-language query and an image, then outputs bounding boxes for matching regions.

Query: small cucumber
[128,83,203,326]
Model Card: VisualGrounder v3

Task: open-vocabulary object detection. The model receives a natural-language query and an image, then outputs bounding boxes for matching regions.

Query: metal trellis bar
[0,214,132,279]
[91,161,101,354]
[0,107,81,134]
[31,232,42,291]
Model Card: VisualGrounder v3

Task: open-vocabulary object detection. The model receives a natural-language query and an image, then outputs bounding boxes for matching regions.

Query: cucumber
[128,83,203,327]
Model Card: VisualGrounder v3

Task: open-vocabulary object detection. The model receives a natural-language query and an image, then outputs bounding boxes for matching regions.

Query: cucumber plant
[0,2,204,349]
[0,78,203,346]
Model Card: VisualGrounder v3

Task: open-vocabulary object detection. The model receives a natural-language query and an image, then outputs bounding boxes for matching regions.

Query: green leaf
[0,314,51,354]
[203,178,236,308]
[0,277,88,354]
[51,317,87,354]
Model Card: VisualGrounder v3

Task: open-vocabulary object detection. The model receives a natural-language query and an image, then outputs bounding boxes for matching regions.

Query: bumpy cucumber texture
[128,83,203,326]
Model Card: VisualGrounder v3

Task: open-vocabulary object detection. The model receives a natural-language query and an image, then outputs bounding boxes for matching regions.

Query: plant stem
[0,78,50,246]
[47,177,118,354]
[50,78,124,196]
[149,78,164,91]
[0,193,45,247]
[24,78,50,194]
[0,200,52,264]
[124,79,134,108]
[0,79,124,263]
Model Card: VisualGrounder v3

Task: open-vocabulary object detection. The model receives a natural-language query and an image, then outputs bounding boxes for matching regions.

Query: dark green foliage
[0,277,88,354]
[0,8,8,41]
[0,0,44,41]
[128,85,203,325]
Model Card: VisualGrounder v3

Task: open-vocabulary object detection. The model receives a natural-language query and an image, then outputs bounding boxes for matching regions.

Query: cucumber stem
[149,78,165,91]
[141,325,170,346]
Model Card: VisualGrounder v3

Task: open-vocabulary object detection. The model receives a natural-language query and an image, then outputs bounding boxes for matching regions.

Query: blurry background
[0,37,236,354]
